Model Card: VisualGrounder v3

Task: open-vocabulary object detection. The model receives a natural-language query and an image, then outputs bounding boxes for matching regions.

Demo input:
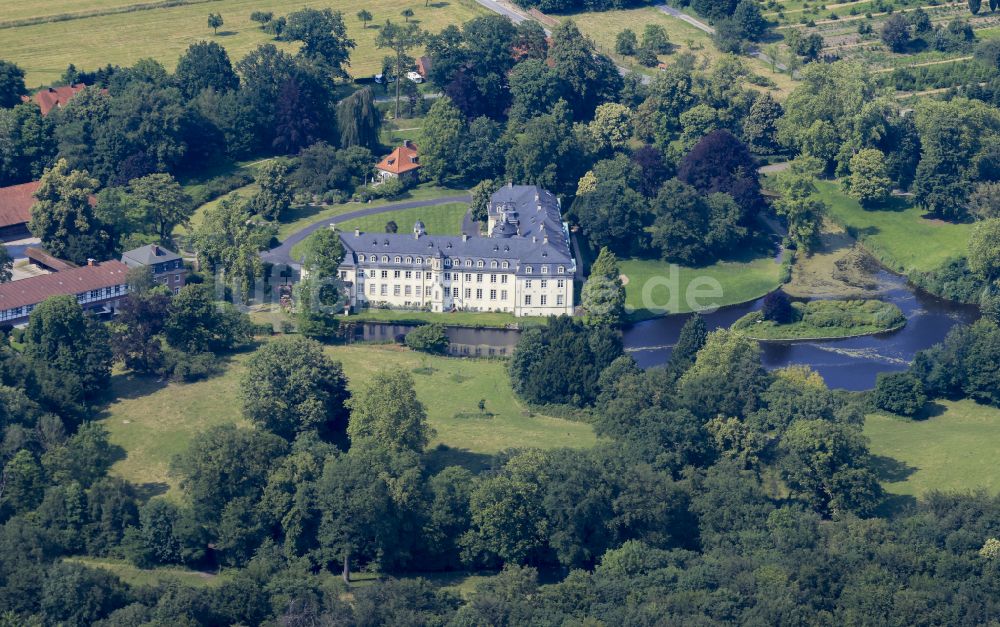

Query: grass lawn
[287,202,469,261]
[620,254,783,320]
[65,557,231,588]
[865,399,1000,497]
[98,343,596,496]
[570,6,796,97]
[5,0,487,87]
[276,184,468,241]
[816,180,973,275]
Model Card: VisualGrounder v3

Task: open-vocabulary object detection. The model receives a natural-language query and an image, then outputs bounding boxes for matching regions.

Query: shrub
[873,371,926,416]
[404,324,450,354]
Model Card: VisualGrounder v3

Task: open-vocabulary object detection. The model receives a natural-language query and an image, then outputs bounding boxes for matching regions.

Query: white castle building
[336,184,576,317]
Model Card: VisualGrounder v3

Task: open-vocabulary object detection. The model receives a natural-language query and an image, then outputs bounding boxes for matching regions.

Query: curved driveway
[262,194,471,266]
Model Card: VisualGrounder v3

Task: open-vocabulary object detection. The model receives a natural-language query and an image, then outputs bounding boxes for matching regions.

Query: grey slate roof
[339,185,575,275]
[121,244,181,268]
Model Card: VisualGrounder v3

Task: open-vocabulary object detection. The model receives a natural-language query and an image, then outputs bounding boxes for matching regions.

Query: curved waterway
[358,271,979,391]
[623,270,980,391]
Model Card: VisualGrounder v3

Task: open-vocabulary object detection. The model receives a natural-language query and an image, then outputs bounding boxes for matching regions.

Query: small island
[732,293,906,341]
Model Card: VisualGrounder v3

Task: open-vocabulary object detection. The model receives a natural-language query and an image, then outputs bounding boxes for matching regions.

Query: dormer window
[416,257,422,265]
[465,260,472,267]
[502,261,509,269]
[491,260,498,269]
[526,266,533,274]
[541,266,548,274]
[381,256,388,263]
[477,260,484,268]
[405,256,412,264]
[394,256,401,263]
[558,266,565,274]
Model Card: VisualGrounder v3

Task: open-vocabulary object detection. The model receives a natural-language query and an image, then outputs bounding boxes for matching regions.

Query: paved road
[474,0,532,24]
[262,194,472,266]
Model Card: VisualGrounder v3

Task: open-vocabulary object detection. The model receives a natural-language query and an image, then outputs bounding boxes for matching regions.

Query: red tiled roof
[22,83,98,115]
[0,260,129,312]
[0,181,40,229]
[376,142,421,175]
[25,247,76,272]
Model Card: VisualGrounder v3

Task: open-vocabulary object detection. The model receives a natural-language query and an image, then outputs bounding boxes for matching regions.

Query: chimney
[462,234,469,242]
[87,258,95,266]
[152,245,160,255]
[403,139,412,148]
[329,222,336,231]
[354,228,361,237]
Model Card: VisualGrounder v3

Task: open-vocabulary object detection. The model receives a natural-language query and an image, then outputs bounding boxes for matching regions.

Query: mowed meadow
[2,0,488,86]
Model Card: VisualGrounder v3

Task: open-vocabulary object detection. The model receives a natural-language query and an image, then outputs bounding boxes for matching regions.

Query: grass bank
[98,344,596,496]
[348,308,545,328]
[865,399,1000,497]
[732,299,905,340]
[65,557,230,588]
[620,254,783,321]
[816,181,972,276]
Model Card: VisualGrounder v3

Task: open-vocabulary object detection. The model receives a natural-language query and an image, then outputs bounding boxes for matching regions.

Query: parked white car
[406,71,424,83]
[374,73,395,84]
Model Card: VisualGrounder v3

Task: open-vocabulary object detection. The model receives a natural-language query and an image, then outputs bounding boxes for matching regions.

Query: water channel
[360,270,980,391]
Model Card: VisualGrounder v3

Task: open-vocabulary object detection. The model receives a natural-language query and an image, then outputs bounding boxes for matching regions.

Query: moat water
[361,270,980,391]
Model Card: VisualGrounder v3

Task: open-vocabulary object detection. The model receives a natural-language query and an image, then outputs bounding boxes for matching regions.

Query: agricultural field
[619,253,783,320]
[865,399,1000,497]
[98,343,597,498]
[815,180,972,275]
[2,0,488,87]
[570,6,797,95]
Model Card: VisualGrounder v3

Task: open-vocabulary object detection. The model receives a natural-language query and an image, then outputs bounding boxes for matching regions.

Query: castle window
[477,260,484,268]
[416,257,422,265]
[526,266,533,274]
[394,256,401,264]
[541,266,549,274]
[502,261,509,269]
[558,266,565,274]
[465,259,472,267]
[405,257,412,264]
[381,256,388,263]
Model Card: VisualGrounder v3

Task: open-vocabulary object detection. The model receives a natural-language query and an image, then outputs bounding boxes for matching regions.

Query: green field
[817,181,972,275]
[620,254,783,320]
[348,308,545,328]
[276,184,467,240]
[98,343,596,497]
[288,201,469,261]
[865,399,1000,497]
[3,0,487,87]
[569,6,796,96]
[65,557,231,588]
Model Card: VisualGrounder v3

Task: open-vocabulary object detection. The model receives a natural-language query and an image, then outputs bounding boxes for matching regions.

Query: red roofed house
[375,140,421,184]
[22,83,94,116]
[0,181,40,241]
[0,259,130,326]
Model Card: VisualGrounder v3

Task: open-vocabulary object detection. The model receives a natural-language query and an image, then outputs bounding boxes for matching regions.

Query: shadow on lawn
[425,444,494,474]
[870,454,918,484]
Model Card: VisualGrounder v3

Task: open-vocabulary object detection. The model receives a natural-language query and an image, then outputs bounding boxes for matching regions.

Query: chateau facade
[337,185,576,317]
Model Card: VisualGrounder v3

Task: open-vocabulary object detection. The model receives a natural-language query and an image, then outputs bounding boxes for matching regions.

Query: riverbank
[732,299,906,341]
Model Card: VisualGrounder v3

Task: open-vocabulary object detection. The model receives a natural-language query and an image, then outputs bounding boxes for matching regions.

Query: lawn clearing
[570,6,795,97]
[98,343,596,496]
[65,557,231,588]
[99,355,253,500]
[276,184,468,240]
[620,254,783,320]
[4,0,488,87]
[865,399,1000,497]
[816,180,972,275]
[287,201,469,262]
